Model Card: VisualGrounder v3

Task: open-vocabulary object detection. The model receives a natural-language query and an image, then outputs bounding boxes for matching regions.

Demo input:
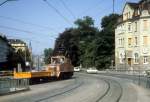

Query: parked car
[86,68,98,74]
[74,67,80,72]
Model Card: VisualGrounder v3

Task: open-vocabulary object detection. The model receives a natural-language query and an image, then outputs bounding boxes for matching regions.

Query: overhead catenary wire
[43,0,72,26]
[0,15,58,33]
[0,0,8,6]
[0,25,57,39]
[6,35,51,45]
[94,2,113,17]
[60,0,76,20]
[78,0,107,17]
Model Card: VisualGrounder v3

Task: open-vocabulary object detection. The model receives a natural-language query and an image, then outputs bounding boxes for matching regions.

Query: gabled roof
[117,0,150,25]
[0,34,13,48]
[0,34,9,43]
[139,0,150,3]
[122,2,138,14]
[127,3,139,9]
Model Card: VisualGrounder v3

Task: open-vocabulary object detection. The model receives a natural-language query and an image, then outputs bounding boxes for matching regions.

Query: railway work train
[13,56,74,82]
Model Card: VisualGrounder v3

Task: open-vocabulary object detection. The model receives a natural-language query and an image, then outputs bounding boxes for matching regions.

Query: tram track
[76,73,123,102]
[0,73,125,102]
[35,77,84,102]
[95,78,123,102]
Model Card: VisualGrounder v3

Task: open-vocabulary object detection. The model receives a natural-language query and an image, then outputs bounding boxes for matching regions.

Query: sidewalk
[98,70,147,76]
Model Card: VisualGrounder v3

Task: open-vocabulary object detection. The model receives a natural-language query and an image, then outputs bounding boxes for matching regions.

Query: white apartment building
[115,0,150,70]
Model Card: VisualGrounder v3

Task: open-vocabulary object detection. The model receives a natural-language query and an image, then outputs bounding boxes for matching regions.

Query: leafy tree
[74,16,98,67]
[93,14,120,70]
[44,48,53,64]
[53,28,79,66]
[74,16,94,29]
[53,14,119,69]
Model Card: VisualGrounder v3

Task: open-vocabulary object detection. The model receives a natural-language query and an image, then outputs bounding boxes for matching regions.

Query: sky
[0,0,139,55]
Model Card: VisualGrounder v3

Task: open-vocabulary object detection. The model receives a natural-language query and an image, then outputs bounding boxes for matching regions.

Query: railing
[0,78,29,95]
[105,69,150,89]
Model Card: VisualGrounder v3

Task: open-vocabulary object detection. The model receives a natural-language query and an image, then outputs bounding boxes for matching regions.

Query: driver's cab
[51,56,66,64]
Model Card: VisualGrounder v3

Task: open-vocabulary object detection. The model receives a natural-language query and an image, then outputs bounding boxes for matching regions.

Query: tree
[74,16,94,29]
[54,16,98,67]
[93,14,120,70]
[44,48,53,64]
[53,28,80,66]
[74,16,98,67]
[53,14,119,69]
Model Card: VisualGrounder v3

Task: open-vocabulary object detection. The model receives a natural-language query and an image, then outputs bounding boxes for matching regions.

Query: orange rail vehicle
[14,56,74,82]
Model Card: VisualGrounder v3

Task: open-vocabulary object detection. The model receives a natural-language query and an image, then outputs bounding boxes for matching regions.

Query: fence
[0,78,29,95]
[104,69,150,89]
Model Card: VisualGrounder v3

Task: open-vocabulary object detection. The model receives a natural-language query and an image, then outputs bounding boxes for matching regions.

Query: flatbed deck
[14,71,52,79]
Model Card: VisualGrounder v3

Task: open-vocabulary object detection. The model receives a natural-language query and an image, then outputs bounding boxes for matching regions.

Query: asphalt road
[0,73,150,102]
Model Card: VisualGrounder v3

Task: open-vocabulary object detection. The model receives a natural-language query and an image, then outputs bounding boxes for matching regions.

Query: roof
[117,0,150,24]
[8,39,26,45]
[127,2,139,9]
[0,34,14,50]
[0,34,8,43]
[139,0,150,3]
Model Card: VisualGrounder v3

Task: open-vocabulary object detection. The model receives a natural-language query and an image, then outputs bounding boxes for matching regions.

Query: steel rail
[35,78,84,102]
[95,78,123,102]
[95,79,111,102]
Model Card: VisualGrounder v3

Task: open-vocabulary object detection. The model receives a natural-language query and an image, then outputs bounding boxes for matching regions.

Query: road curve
[0,75,108,102]
[1,73,150,102]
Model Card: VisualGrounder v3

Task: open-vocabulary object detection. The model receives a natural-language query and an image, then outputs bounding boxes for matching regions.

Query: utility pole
[113,0,115,14]
[25,46,27,66]
[29,41,32,71]
[37,55,40,71]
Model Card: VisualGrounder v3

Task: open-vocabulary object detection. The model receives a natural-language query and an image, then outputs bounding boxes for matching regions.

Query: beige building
[115,0,150,70]
[8,39,26,52]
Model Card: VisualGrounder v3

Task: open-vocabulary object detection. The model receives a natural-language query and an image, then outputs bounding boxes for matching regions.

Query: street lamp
[0,0,17,7]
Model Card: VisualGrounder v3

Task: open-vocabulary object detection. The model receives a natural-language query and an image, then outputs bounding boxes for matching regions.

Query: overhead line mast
[113,0,115,13]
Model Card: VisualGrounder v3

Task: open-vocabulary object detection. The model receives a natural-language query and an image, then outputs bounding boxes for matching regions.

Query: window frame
[143,56,148,64]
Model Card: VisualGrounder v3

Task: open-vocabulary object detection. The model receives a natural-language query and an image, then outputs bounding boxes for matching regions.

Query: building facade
[8,39,32,71]
[115,0,150,70]
[8,39,26,52]
[0,35,13,70]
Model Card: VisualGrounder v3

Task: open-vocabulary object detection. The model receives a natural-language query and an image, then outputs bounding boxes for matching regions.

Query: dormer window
[127,13,128,19]
[128,12,131,18]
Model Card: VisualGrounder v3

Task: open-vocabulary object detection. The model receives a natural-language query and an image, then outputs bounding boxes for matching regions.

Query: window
[118,38,124,47]
[143,36,148,46]
[120,38,122,46]
[135,37,138,46]
[134,53,138,64]
[128,23,131,31]
[128,12,130,18]
[118,39,120,45]
[143,56,148,64]
[120,53,124,64]
[143,20,148,31]
[128,38,132,46]
[122,38,124,46]
[135,22,137,32]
